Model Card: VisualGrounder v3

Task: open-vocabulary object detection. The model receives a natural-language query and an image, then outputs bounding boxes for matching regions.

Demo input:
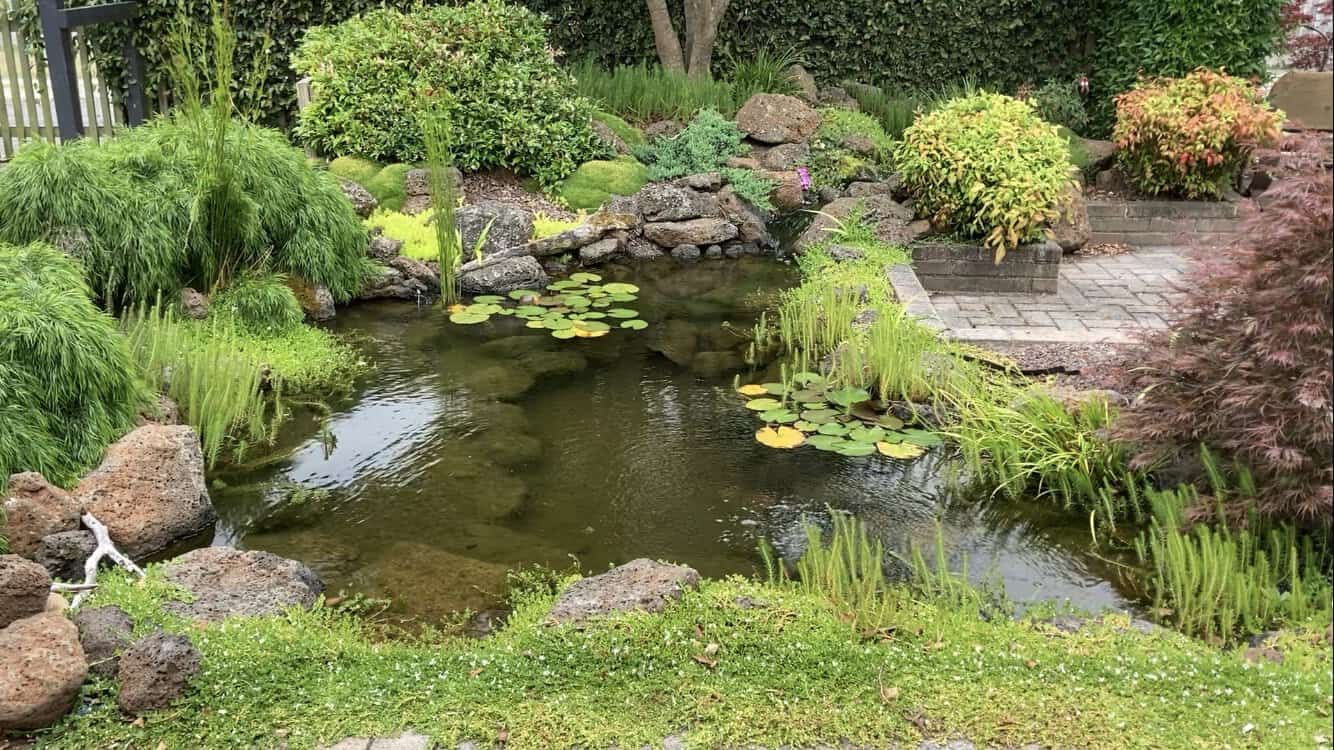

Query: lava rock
[674,172,723,192]
[579,237,623,265]
[670,244,702,260]
[591,118,632,155]
[367,232,405,262]
[338,178,377,218]
[637,183,717,222]
[2,471,82,558]
[644,218,739,247]
[626,237,665,260]
[116,631,201,715]
[547,558,701,623]
[77,425,215,561]
[0,555,51,629]
[179,287,209,320]
[759,142,810,171]
[0,613,87,730]
[35,530,96,582]
[286,277,336,322]
[74,605,134,678]
[160,547,324,623]
[644,120,681,140]
[1050,183,1090,252]
[456,201,534,256]
[788,64,819,103]
[735,93,822,145]
[403,167,462,198]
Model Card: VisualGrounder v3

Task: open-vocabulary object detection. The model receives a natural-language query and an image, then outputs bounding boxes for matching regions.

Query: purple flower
[796,166,813,191]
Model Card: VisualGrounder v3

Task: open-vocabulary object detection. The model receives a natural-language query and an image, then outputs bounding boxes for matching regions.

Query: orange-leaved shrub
[1114,171,1333,526]
[1114,69,1284,199]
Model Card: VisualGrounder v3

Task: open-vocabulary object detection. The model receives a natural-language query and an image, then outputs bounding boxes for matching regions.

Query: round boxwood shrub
[292,1,607,188]
[894,93,1072,261]
[0,242,140,487]
[1113,70,1284,199]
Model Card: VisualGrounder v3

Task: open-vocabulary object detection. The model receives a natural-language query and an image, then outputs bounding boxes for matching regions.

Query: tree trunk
[647,0,686,73]
[684,0,730,80]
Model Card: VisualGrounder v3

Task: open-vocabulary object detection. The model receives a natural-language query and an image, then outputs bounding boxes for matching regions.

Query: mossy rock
[328,156,381,186]
[460,364,537,401]
[1056,125,1092,172]
[557,157,650,211]
[593,111,646,147]
[364,164,412,212]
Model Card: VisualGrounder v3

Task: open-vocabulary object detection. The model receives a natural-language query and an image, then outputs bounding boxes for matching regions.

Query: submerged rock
[0,613,87,730]
[77,425,215,561]
[518,350,589,381]
[117,631,201,715]
[690,350,746,378]
[360,542,512,621]
[459,363,537,401]
[2,471,82,559]
[160,547,324,623]
[548,558,701,623]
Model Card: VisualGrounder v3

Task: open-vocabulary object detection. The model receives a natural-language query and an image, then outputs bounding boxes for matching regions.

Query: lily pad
[592,299,614,308]
[878,415,906,430]
[543,318,573,330]
[564,296,592,309]
[761,382,788,396]
[901,429,943,448]
[756,426,805,449]
[570,272,602,283]
[827,387,872,407]
[745,398,783,411]
[449,311,490,325]
[573,320,610,333]
[508,289,541,300]
[790,388,825,402]
[807,435,845,451]
[760,409,800,424]
[817,423,849,436]
[472,295,506,304]
[737,384,768,396]
[607,308,639,319]
[876,442,925,459]
[848,426,886,444]
[621,319,649,330]
[580,312,608,320]
[514,305,546,317]
[836,442,876,457]
[793,420,819,433]
[551,328,578,340]
[608,293,638,302]
[792,372,824,386]
[602,282,640,294]
[800,409,840,424]
[524,320,546,329]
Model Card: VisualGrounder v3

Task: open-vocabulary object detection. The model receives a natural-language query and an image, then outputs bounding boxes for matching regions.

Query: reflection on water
[211,258,1137,622]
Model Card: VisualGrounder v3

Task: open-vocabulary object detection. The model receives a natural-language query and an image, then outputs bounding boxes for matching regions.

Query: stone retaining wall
[1088,200,1242,247]
[911,241,1062,294]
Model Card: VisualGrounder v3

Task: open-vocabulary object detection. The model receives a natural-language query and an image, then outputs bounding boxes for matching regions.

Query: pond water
[211,258,1138,624]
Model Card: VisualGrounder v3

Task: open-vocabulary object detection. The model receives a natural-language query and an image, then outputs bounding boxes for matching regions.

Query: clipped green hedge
[293,1,606,188]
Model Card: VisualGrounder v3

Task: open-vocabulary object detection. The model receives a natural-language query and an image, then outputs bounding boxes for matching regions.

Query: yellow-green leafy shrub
[1113,70,1283,199]
[365,209,436,261]
[894,93,1072,261]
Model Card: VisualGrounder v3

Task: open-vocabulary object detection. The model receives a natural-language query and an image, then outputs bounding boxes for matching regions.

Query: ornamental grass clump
[0,243,140,487]
[894,93,1072,262]
[1113,70,1284,199]
[1113,172,1333,526]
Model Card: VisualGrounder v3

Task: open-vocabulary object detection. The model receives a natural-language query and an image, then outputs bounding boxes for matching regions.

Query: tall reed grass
[422,107,461,305]
[122,304,281,466]
[1133,455,1333,644]
[572,59,801,123]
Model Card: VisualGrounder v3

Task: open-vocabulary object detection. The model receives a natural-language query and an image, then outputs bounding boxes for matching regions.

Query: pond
[209,258,1137,624]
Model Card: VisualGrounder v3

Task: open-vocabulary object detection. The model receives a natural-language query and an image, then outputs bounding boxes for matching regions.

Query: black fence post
[35,0,144,140]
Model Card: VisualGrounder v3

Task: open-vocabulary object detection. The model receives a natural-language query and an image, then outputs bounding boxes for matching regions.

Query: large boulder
[0,613,87,730]
[1,555,51,629]
[763,170,806,212]
[788,64,819,103]
[457,255,549,296]
[76,425,215,561]
[794,195,923,252]
[548,558,701,624]
[286,277,336,322]
[1050,184,1090,252]
[388,255,440,294]
[1268,70,1333,131]
[637,183,718,222]
[717,187,773,246]
[2,472,82,559]
[579,237,623,265]
[456,201,534,256]
[736,93,822,145]
[160,547,324,623]
[73,605,134,679]
[1079,138,1117,173]
[643,218,739,247]
[117,631,201,715]
[758,142,810,171]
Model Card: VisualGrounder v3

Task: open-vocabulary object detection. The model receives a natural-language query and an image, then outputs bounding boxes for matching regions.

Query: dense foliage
[807,108,892,189]
[0,243,139,488]
[1089,0,1287,133]
[531,0,1097,99]
[634,109,745,179]
[211,273,306,333]
[1114,173,1333,526]
[0,118,370,307]
[1113,71,1284,199]
[1282,0,1334,70]
[894,93,1072,260]
[1028,80,1089,134]
[292,2,606,188]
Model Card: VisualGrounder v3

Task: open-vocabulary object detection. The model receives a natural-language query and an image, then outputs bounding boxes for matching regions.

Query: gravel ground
[461,169,575,220]
[986,341,1135,392]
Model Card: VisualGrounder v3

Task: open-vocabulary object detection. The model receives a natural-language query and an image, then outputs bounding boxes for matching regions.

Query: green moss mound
[0,117,372,307]
[557,157,650,210]
[592,110,646,147]
[211,273,306,333]
[0,243,140,488]
[327,156,381,186]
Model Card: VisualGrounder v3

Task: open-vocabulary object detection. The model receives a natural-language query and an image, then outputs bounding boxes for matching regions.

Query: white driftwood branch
[52,512,145,607]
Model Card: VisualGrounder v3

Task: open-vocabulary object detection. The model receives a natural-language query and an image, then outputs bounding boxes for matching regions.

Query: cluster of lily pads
[738,373,942,459]
[447,272,647,339]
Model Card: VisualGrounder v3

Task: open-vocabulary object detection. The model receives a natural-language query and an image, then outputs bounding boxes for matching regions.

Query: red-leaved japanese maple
[1114,171,1333,526]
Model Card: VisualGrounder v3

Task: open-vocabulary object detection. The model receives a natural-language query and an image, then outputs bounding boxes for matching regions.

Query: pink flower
[797,166,813,191]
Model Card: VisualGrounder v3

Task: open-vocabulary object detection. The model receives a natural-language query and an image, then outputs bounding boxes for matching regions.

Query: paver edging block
[909,240,1061,294]
[1087,199,1242,248]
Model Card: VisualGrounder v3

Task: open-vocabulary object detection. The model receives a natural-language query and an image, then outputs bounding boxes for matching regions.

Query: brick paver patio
[925,247,1190,344]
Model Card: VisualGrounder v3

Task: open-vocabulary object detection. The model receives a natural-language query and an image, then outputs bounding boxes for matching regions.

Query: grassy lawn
[37,568,1332,749]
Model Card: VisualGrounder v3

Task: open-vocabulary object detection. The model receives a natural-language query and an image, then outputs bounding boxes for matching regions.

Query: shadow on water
[210,257,1140,624]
